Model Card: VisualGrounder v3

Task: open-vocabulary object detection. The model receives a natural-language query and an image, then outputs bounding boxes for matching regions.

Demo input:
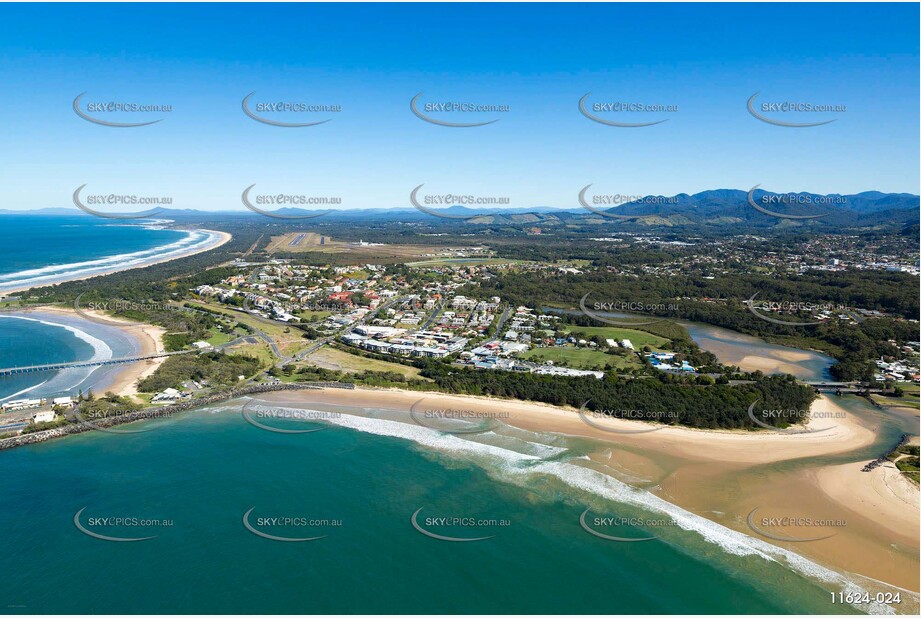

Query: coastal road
[494,304,513,335]
[283,294,409,368]
[418,299,446,331]
[175,301,294,364]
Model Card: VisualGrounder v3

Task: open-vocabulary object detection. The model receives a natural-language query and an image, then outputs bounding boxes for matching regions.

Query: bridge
[802,380,891,395]
[0,350,194,377]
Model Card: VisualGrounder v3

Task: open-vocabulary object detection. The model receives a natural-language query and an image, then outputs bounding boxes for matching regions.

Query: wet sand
[262,386,920,595]
[1,229,231,296]
[24,306,166,400]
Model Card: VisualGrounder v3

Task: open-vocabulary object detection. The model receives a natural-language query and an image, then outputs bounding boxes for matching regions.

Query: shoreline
[285,386,879,465]
[3,305,167,401]
[259,386,919,595]
[40,305,168,399]
[2,380,917,596]
[0,228,231,296]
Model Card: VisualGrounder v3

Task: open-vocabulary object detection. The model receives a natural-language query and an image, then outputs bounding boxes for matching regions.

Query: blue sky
[1,2,918,212]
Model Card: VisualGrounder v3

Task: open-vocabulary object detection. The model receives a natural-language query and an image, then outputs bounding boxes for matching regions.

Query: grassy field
[538,302,689,341]
[406,257,528,268]
[295,309,332,322]
[265,232,458,261]
[562,326,669,350]
[187,300,313,357]
[225,341,276,366]
[871,383,921,411]
[303,346,427,380]
[205,331,236,346]
[520,347,640,371]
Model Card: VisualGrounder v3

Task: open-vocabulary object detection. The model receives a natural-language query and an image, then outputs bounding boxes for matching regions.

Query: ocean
[0,215,209,294]
[0,311,139,403]
[0,267,907,614]
[0,214,204,401]
[0,401,864,615]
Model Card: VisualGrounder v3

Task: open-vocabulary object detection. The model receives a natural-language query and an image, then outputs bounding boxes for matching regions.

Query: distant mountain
[0,205,581,220]
[0,207,79,215]
[596,189,919,226]
[2,189,916,229]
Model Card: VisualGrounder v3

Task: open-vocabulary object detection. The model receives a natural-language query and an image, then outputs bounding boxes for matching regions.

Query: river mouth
[542,305,836,382]
[679,320,835,381]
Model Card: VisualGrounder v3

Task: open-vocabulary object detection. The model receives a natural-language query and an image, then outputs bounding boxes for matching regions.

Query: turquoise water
[0,402,859,614]
[0,311,139,402]
[0,215,197,293]
[0,298,905,614]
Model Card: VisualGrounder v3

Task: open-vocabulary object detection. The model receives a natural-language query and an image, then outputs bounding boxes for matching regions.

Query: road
[494,304,513,335]
[418,299,446,331]
[283,295,409,367]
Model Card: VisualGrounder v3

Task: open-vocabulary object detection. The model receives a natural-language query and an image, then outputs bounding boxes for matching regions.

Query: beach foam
[298,405,901,614]
[0,314,112,401]
[0,225,222,292]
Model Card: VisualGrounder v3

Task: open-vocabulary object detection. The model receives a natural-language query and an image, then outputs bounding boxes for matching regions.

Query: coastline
[0,228,231,296]
[285,387,878,465]
[5,305,167,400]
[257,386,919,595]
[2,378,917,598]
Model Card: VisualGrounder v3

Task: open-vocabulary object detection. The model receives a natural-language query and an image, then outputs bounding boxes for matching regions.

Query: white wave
[0,376,50,402]
[0,315,113,401]
[0,231,201,281]
[317,409,896,614]
[323,410,540,464]
[0,228,220,291]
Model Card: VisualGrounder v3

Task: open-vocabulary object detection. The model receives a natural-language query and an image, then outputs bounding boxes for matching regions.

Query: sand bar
[256,386,918,593]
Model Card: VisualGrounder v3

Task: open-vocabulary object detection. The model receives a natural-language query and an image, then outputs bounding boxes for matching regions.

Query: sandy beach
[276,387,878,465]
[0,228,231,296]
[13,305,167,401]
[256,386,920,594]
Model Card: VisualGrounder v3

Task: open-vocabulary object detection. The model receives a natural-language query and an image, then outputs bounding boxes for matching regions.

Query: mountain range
[3,189,917,229]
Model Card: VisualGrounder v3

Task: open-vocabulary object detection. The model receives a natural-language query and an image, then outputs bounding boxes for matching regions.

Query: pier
[0,350,193,377]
